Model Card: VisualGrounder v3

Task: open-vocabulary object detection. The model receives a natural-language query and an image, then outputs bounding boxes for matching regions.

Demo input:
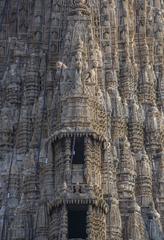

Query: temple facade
[0,0,164,239]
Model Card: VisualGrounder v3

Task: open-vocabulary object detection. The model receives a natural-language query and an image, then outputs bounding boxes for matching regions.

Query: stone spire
[34,195,49,240]
[0,0,163,239]
[10,194,28,240]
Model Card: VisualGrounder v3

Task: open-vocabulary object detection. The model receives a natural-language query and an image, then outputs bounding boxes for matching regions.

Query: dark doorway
[68,209,87,239]
[71,137,85,164]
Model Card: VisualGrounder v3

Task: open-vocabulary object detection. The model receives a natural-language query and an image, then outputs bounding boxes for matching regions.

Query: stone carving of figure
[147,8,153,36]
[58,38,85,95]
[141,150,151,178]
[154,11,163,37]
[97,88,105,108]
[129,99,139,122]
[72,50,83,94]
[95,43,103,68]
[146,107,158,131]
[34,15,42,26]
[85,61,97,85]
[55,61,70,97]
[56,61,67,81]
[56,53,83,95]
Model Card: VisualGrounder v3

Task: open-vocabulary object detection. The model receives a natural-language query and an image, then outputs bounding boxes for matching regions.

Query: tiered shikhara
[0,0,164,239]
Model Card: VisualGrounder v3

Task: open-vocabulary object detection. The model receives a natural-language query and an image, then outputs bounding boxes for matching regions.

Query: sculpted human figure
[56,49,83,95]
[95,43,103,67]
[10,64,17,76]
[146,107,158,131]
[154,11,163,37]
[85,59,97,85]
[56,61,67,81]
[73,51,83,93]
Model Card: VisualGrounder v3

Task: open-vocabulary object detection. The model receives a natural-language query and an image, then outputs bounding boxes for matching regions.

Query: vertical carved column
[64,138,71,186]
[42,142,54,201]
[84,137,92,188]
[109,198,122,240]
[59,204,67,240]
[86,205,92,240]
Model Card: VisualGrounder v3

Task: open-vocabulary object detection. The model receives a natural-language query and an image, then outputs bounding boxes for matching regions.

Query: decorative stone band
[46,128,107,145]
[70,0,91,16]
[48,197,109,214]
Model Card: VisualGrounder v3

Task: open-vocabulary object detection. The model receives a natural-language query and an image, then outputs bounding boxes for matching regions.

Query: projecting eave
[46,127,107,144]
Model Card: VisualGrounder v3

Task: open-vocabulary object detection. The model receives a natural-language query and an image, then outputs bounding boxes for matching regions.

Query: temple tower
[46,1,110,239]
[0,0,163,239]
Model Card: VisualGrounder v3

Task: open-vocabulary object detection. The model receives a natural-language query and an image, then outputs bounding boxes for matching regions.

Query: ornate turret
[16,106,32,154]
[46,2,110,239]
[135,149,153,207]
[10,194,28,240]
[127,201,147,240]
[145,106,160,155]
[0,0,164,239]
[6,160,19,218]
[128,99,144,153]
[109,198,122,240]
[5,64,21,106]
[34,196,49,240]
[117,137,136,201]
[0,107,14,153]
[24,53,41,106]
[22,149,39,211]
[117,137,138,236]
[138,64,156,106]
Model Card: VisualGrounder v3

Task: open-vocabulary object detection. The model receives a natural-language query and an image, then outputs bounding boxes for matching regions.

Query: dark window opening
[73,185,82,193]
[71,137,85,164]
[68,209,87,239]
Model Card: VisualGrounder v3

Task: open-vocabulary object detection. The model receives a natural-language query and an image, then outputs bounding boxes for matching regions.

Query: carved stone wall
[0,0,164,239]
